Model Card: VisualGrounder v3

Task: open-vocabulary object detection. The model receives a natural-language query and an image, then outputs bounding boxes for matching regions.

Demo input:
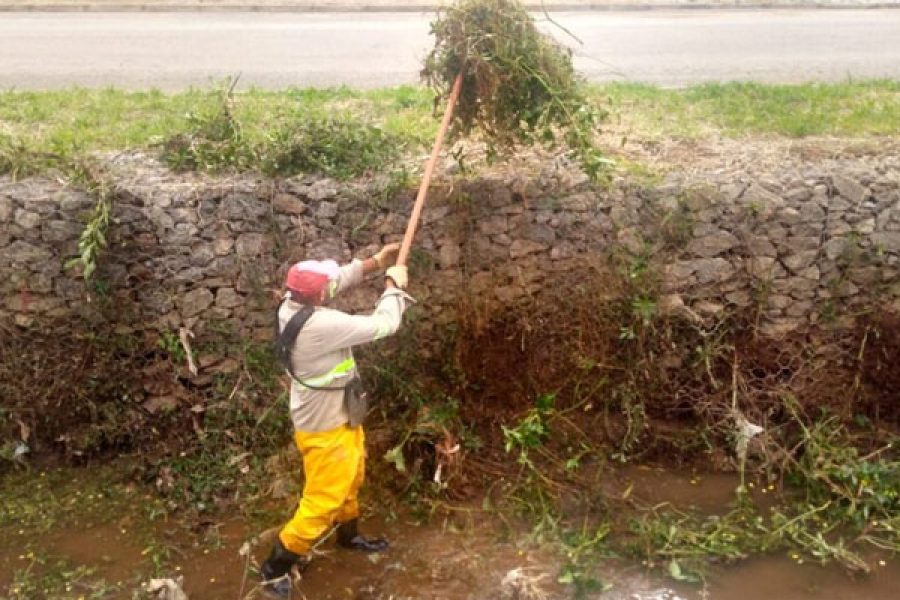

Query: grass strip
[1,80,898,178]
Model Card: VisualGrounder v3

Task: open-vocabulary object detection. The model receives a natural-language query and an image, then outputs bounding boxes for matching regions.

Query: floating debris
[144,577,189,600]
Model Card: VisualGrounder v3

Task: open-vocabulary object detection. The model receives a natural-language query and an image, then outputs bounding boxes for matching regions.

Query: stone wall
[1,151,898,340]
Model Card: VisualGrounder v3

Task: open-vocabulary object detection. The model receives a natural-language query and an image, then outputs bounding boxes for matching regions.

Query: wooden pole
[396,72,463,267]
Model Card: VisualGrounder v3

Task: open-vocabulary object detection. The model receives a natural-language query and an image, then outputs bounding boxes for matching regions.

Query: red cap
[284,259,340,298]
[285,269,328,296]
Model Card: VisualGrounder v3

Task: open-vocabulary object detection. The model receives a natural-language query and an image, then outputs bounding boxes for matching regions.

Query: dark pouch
[344,376,369,428]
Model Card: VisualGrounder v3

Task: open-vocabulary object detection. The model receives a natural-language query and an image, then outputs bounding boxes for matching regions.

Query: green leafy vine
[66,167,113,281]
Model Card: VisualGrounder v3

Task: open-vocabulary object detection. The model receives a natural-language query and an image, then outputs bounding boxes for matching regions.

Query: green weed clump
[161,85,412,179]
[628,501,765,583]
[791,418,899,528]
[0,134,29,178]
[625,416,899,582]
[422,0,608,179]
[7,554,121,600]
[0,133,61,180]
[162,87,251,172]
[502,393,555,464]
[261,115,407,179]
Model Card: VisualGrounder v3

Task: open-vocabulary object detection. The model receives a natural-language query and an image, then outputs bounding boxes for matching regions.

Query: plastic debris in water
[144,577,189,600]
[630,590,689,600]
[733,411,764,464]
[500,567,549,600]
[13,442,29,460]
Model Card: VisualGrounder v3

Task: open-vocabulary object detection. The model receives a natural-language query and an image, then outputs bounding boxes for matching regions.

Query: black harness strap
[273,300,345,391]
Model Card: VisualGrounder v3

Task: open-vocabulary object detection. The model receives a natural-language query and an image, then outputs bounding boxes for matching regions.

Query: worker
[260,243,411,598]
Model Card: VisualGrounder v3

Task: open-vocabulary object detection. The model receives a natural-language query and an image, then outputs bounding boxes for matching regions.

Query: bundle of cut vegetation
[162,86,250,173]
[260,115,407,179]
[161,84,411,179]
[421,0,608,180]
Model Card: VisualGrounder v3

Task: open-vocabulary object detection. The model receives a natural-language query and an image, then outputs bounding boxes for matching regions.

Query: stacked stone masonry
[1,151,898,340]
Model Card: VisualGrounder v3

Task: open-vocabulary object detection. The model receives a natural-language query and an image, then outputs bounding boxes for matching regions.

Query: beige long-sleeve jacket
[276,259,412,432]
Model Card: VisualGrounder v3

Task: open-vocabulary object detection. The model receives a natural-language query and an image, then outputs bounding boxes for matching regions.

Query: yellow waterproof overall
[278,424,365,555]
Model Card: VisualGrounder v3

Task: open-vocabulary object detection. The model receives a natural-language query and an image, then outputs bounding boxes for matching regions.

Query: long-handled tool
[396,73,464,267]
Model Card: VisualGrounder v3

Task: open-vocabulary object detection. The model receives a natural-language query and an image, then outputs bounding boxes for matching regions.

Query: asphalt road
[1,10,899,89]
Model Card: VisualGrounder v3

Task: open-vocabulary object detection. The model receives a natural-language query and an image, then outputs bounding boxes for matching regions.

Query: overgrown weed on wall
[0,317,292,515]
[363,261,899,580]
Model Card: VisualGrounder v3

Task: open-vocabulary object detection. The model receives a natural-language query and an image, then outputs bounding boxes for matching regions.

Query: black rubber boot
[336,518,389,553]
[260,537,303,599]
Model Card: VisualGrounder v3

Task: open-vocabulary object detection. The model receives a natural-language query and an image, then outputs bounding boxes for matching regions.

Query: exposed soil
[604,132,900,176]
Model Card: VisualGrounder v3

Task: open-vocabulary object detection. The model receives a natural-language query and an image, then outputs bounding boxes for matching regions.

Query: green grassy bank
[2,80,899,179]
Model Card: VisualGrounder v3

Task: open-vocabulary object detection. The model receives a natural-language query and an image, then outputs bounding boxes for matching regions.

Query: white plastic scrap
[13,442,29,460]
[144,577,189,600]
[733,411,764,463]
[178,327,199,376]
[630,590,688,600]
[499,567,549,600]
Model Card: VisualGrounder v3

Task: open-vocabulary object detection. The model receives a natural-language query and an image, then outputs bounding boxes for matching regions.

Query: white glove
[373,243,401,270]
[385,265,408,289]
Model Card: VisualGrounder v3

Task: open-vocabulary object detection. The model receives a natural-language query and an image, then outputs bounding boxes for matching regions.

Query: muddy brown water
[1,467,898,600]
[609,467,900,600]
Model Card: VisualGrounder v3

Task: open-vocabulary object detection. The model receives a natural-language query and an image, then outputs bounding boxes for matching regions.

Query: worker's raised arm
[313,269,411,352]
[333,243,401,296]
[333,259,365,296]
